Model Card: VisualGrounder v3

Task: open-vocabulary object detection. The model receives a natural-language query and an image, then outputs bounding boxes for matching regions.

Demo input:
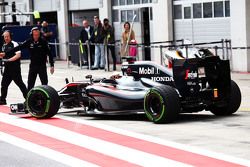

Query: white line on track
[57,114,250,166]
[0,113,191,167]
[0,132,99,167]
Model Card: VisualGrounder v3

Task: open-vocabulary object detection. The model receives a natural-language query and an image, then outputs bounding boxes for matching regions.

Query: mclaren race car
[10,49,242,123]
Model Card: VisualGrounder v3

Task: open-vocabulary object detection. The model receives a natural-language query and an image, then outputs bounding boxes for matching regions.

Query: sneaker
[0,99,6,105]
[83,61,88,66]
[78,62,88,66]
[91,67,98,70]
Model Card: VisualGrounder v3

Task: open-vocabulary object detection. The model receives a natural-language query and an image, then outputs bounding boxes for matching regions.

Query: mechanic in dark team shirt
[0,30,28,105]
[0,27,54,91]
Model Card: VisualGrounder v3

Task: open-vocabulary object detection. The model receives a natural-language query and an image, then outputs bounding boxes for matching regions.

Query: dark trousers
[28,65,48,91]
[83,45,95,65]
[1,68,27,101]
[107,45,116,70]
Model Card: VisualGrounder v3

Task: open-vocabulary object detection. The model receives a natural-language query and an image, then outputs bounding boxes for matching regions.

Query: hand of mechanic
[0,52,5,58]
[50,67,54,74]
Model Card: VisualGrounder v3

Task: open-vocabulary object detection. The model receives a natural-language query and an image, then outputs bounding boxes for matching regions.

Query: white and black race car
[9,48,241,123]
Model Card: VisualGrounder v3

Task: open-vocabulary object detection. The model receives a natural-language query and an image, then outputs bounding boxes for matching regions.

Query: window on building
[193,3,202,18]
[112,10,119,22]
[142,0,148,3]
[214,1,224,17]
[225,1,230,17]
[174,5,182,19]
[134,0,140,4]
[112,0,119,6]
[184,7,191,19]
[127,10,134,21]
[203,2,212,18]
[119,0,126,5]
[134,10,139,22]
[127,0,133,5]
[121,10,126,22]
[120,10,139,22]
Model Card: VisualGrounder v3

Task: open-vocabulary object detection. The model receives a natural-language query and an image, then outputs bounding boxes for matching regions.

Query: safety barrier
[47,39,235,71]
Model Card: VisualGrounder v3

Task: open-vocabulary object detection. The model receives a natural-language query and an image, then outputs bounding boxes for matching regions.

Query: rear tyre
[210,80,241,116]
[26,85,60,118]
[144,85,180,123]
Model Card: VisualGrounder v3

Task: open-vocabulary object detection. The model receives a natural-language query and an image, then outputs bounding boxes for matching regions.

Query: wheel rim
[147,94,163,118]
[27,90,48,117]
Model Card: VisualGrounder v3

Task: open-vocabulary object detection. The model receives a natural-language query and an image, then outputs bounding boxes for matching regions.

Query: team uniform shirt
[6,38,54,67]
[1,41,21,69]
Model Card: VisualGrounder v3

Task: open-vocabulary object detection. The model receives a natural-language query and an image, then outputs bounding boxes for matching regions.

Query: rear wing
[172,56,231,97]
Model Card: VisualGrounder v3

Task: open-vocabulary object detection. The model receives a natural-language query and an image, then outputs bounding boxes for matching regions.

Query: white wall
[175,18,231,43]
[230,0,250,72]
[33,0,59,12]
[57,0,69,60]
[99,0,111,22]
[69,0,101,11]
[245,0,250,72]
[150,0,173,63]
[34,0,101,12]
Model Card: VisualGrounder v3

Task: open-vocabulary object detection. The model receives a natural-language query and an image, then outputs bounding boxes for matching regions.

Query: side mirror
[85,75,93,84]
[65,78,69,84]
[85,75,92,79]
[121,56,135,64]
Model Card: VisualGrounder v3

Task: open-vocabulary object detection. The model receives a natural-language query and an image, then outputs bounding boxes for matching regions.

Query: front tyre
[210,80,241,116]
[26,85,60,118]
[144,85,180,123]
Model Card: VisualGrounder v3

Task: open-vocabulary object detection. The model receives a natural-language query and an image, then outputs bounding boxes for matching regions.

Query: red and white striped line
[0,106,249,167]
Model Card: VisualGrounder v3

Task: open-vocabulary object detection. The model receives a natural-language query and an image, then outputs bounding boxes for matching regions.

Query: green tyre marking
[144,92,154,121]
[151,89,166,122]
[26,87,51,118]
[144,89,166,122]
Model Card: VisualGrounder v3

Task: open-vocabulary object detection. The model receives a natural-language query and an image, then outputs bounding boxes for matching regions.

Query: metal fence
[48,39,233,71]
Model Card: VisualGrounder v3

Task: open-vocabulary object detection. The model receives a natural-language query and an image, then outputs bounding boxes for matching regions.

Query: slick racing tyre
[144,85,180,123]
[210,80,241,116]
[26,85,60,118]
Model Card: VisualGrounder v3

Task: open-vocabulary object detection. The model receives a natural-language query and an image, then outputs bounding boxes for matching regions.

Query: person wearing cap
[0,30,27,105]
[92,16,105,70]
[0,27,54,91]
[103,18,116,71]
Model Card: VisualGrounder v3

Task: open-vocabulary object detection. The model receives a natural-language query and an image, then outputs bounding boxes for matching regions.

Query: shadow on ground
[58,110,242,124]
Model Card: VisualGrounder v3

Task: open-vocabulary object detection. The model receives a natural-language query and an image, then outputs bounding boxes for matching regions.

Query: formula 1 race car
[11,49,242,123]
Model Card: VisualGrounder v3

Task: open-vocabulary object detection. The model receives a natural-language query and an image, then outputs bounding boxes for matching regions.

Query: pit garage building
[0,0,249,72]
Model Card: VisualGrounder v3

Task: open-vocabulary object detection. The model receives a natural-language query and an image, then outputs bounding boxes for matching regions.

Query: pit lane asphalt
[2,60,250,163]
[0,141,67,167]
